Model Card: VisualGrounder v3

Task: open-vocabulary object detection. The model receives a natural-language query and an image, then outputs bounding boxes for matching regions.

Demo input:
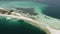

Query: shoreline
[0,13,50,34]
[0,12,60,34]
[0,8,60,34]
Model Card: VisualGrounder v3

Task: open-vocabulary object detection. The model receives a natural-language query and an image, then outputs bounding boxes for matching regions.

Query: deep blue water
[43,6,60,19]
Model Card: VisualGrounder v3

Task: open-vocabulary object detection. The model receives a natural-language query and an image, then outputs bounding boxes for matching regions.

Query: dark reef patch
[16,8,38,16]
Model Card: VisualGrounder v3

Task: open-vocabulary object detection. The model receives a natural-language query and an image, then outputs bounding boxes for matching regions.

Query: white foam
[0,7,9,11]
[0,7,5,10]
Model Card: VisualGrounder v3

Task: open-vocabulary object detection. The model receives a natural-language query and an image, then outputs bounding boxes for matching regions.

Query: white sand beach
[0,11,60,34]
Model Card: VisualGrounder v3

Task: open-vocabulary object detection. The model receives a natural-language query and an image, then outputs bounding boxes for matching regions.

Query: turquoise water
[0,1,48,34]
[0,1,46,11]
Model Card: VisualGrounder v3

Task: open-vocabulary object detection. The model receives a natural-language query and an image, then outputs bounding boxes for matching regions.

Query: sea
[0,0,60,34]
[0,1,47,34]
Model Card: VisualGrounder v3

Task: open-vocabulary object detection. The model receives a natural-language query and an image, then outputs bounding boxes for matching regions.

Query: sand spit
[0,8,60,34]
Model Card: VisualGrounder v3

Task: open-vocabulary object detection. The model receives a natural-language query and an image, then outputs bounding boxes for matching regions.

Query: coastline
[0,7,60,34]
[0,12,50,34]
